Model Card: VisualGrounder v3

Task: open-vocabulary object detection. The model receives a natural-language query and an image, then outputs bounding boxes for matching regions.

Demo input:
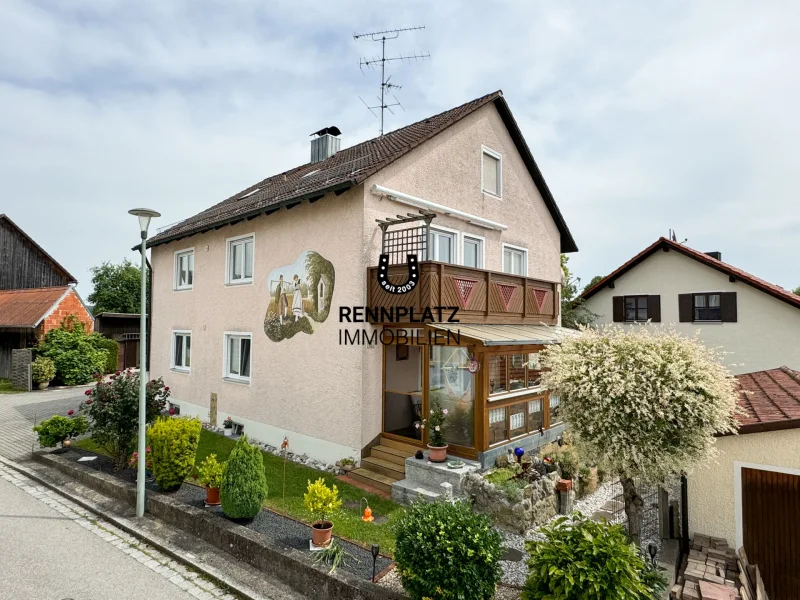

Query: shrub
[541,432,583,480]
[94,337,120,374]
[31,356,56,384]
[197,453,224,488]
[33,414,88,448]
[220,435,268,519]
[522,513,665,600]
[303,478,342,523]
[80,371,169,470]
[38,315,108,385]
[129,446,153,471]
[394,500,502,600]
[148,417,202,491]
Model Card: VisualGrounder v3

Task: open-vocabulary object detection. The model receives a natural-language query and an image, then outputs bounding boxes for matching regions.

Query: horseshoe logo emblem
[377,254,418,294]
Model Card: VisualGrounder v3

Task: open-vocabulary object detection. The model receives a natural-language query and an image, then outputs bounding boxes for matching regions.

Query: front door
[382,343,425,444]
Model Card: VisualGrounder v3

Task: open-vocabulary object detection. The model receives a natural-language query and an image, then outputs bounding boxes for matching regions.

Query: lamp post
[129,208,160,518]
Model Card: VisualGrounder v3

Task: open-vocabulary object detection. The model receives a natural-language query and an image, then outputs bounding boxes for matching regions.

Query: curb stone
[0,455,274,600]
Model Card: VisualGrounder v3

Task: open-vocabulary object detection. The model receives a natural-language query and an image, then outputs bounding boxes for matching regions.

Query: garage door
[742,467,800,599]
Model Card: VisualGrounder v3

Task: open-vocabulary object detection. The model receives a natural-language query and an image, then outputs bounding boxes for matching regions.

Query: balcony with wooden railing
[366,261,559,324]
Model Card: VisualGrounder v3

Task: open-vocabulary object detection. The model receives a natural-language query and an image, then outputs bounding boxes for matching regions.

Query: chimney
[705,251,722,261]
[310,126,341,163]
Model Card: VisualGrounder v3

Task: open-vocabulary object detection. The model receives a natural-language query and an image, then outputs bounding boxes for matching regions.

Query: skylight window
[302,169,320,178]
[239,188,260,200]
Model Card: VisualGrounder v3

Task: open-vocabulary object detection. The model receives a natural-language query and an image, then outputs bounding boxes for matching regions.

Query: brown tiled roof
[147,90,577,253]
[735,367,800,434]
[0,286,69,328]
[580,237,800,310]
[0,214,77,284]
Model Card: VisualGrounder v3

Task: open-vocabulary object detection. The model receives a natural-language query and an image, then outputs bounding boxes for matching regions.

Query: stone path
[0,460,241,600]
[0,386,89,460]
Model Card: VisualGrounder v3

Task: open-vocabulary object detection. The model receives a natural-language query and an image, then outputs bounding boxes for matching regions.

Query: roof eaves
[492,97,578,254]
[144,180,356,250]
[0,214,78,284]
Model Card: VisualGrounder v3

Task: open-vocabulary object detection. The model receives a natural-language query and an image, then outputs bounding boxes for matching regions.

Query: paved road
[0,462,239,600]
[0,386,89,460]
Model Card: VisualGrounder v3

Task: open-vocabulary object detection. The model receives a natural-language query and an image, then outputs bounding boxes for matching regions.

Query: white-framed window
[172,331,191,372]
[224,333,252,382]
[481,146,502,198]
[226,234,254,285]
[462,234,484,269]
[502,244,527,276]
[428,227,458,264]
[174,248,194,290]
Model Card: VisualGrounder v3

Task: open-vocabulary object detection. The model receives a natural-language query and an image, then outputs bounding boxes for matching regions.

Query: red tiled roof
[0,287,69,328]
[580,237,800,310]
[735,367,800,434]
[146,90,577,253]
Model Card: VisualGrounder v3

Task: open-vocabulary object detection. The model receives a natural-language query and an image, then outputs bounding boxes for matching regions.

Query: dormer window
[482,146,502,197]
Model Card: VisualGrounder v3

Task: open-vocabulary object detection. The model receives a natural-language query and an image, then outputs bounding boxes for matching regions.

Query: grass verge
[77,429,402,555]
[0,378,24,394]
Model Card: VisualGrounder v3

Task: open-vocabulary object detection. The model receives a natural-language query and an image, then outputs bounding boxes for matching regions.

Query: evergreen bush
[220,435,268,519]
[94,337,120,374]
[393,500,502,600]
[148,417,202,491]
[33,414,88,448]
[522,513,667,600]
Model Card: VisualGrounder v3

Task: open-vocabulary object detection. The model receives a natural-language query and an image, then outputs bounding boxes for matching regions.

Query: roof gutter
[370,184,508,231]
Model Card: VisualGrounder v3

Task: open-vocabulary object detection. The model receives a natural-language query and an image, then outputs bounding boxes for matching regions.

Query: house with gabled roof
[580,237,800,375]
[0,214,93,380]
[146,90,578,494]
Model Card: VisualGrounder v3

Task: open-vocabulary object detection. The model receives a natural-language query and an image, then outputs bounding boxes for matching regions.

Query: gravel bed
[60,448,392,580]
[497,481,618,586]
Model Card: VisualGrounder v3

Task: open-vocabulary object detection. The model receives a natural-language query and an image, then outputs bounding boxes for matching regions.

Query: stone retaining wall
[464,470,559,534]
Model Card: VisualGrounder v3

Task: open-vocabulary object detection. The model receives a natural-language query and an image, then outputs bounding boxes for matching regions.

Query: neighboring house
[94,312,144,370]
[687,366,800,599]
[146,90,578,491]
[580,237,800,375]
[0,214,93,379]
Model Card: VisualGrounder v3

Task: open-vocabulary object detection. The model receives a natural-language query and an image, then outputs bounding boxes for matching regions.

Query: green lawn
[77,429,403,555]
[0,379,23,394]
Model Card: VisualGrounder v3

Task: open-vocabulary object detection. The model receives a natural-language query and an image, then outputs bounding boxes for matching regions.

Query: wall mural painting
[264,251,335,342]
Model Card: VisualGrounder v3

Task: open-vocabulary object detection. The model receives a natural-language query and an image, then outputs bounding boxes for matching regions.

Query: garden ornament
[361,497,374,522]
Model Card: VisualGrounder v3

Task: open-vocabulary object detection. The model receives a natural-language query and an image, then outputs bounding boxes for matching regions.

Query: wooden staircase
[348,437,418,494]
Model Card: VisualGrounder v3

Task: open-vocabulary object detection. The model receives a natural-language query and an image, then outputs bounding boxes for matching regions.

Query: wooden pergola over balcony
[367,262,559,325]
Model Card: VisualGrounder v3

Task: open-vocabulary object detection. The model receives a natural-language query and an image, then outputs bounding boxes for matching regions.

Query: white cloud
[1,0,798,297]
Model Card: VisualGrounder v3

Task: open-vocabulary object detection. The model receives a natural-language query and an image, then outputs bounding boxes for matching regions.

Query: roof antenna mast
[354,26,430,136]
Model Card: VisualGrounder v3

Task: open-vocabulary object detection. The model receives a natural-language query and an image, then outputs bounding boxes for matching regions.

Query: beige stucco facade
[583,249,800,374]
[687,429,800,546]
[150,102,564,463]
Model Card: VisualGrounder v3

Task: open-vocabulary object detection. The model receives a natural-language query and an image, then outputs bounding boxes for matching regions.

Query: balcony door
[383,343,425,443]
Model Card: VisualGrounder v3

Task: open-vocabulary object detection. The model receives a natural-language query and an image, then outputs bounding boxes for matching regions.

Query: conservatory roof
[427,323,576,346]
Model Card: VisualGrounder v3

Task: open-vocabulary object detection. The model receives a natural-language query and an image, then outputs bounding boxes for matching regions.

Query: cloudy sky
[2,0,799,298]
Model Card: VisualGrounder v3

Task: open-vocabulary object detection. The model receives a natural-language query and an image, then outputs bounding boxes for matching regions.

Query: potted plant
[417,401,448,463]
[31,356,56,390]
[198,453,224,506]
[304,478,342,547]
[337,457,355,473]
[223,416,234,436]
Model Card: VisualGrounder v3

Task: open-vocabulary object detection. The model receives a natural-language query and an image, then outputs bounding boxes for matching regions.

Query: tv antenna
[354,26,430,136]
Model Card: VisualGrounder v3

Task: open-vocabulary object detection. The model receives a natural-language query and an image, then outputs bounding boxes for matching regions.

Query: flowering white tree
[542,325,740,547]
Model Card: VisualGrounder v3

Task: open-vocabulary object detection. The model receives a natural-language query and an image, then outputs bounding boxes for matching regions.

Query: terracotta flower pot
[427,444,448,463]
[205,487,221,506]
[311,520,333,547]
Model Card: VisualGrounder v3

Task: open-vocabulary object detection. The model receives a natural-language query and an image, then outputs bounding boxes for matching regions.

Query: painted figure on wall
[265,250,335,342]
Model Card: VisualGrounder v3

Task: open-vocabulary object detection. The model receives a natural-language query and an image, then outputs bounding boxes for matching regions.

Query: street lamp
[129,208,160,518]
